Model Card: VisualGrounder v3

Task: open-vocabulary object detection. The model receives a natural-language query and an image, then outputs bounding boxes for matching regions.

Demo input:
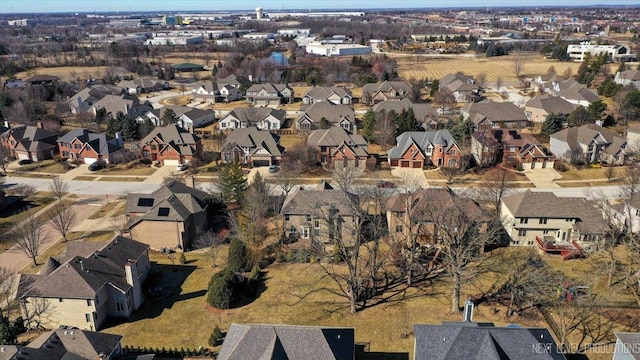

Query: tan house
[297,102,356,132]
[361,81,414,105]
[387,130,461,169]
[306,127,368,168]
[501,191,608,249]
[280,182,360,252]
[245,83,294,107]
[471,129,555,170]
[126,181,212,251]
[221,127,284,167]
[549,124,632,165]
[140,124,202,166]
[439,72,482,103]
[626,123,640,152]
[302,86,353,105]
[524,94,577,123]
[18,236,150,331]
[461,101,529,129]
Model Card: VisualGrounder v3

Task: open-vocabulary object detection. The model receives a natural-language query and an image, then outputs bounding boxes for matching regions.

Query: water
[269,51,289,66]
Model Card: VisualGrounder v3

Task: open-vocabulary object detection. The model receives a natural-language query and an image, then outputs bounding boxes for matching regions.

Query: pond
[269,51,289,66]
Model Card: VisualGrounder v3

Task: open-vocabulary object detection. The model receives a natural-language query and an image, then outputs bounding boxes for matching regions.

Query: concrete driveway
[390,168,430,189]
[524,168,561,188]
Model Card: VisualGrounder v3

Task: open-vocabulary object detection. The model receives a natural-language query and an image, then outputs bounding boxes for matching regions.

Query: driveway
[144,165,180,184]
[390,168,430,189]
[524,168,561,188]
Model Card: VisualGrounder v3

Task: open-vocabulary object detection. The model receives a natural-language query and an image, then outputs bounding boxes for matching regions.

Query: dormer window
[426,145,433,155]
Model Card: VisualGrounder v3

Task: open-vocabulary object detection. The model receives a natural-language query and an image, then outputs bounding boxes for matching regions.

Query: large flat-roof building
[567,42,635,62]
[306,43,371,57]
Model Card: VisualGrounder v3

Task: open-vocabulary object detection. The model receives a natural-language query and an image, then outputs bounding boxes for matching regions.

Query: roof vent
[463,299,474,322]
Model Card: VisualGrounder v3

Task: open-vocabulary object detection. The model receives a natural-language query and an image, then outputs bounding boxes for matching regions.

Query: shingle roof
[372,98,438,122]
[280,182,359,217]
[362,80,413,99]
[217,324,354,360]
[140,124,201,155]
[222,127,284,157]
[619,70,640,81]
[126,181,209,224]
[550,124,628,155]
[297,102,355,124]
[303,86,352,100]
[307,127,367,148]
[0,330,122,360]
[388,130,459,159]
[414,322,565,360]
[57,128,123,156]
[525,94,577,115]
[615,332,640,360]
[461,101,528,123]
[387,187,485,221]
[225,107,286,122]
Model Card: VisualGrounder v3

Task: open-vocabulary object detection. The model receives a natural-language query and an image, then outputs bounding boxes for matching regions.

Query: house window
[116,302,124,312]
[636,209,640,217]
[306,215,312,221]
[518,229,527,236]
[395,225,404,233]
[87,299,93,306]
[62,151,69,157]
[284,214,290,221]
[450,149,456,155]
[151,145,157,150]
[314,220,320,228]
[519,218,528,224]
[74,144,81,149]
[289,227,297,233]
[58,298,63,302]
[221,123,226,128]
[85,314,91,322]
[543,230,549,235]
[539,218,548,224]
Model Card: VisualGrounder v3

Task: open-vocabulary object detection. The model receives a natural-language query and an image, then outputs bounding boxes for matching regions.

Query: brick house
[0,122,57,162]
[57,128,124,164]
[140,124,202,166]
[306,127,368,168]
[387,130,461,168]
[471,129,555,170]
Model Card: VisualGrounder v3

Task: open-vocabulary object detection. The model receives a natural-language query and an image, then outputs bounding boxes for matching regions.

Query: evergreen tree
[161,108,179,126]
[362,109,377,141]
[105,111,126,135]
[138,118,155,138]
[430,79,440,97]
[587,100,607,122]
[208,326,224,346]
[206,268,235,309]
[0,316,16,345]
[217,163,248,203]
[211,64,218,76]
[567,106,593,127]
[227,238,248,272]
[121,117,139,141]
[540,113,566,137]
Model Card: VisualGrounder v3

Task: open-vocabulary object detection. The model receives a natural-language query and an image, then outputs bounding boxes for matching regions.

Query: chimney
[463,299,474,322]
[3,121,9,129]
[79,260,84,271]
[36,121,44,129]
[115,132,123,148]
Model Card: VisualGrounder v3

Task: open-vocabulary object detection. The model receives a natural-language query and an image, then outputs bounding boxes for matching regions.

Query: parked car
[18,159,33,165]
[88,162,105,171]
[377,181,396,188]
[176,163,189,171]
[269,165,279,173]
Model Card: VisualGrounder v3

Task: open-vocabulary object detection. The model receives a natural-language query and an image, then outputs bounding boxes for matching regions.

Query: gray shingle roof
[362,80,413,99]
[303,86,352,100]
[0,330,122,360]
[525,94,577,115]
[615,332,640,360]
[461,100,528,123]
[297,102,354,125]
[58,128,123,156]
[414,322,566,360]
[550,124,628,156]
[217,324,354,360]
[126,181,209,225]
[372,98,438,122]
[387,130,459,159]
[281,182,359,217]
[307,127,367,148]
[222,127,284,157]
[140,124,201,156]
[225,107,286,122]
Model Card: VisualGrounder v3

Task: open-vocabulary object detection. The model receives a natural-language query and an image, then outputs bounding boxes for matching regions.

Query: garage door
[412,161,422,168]
[253,159,270,167]
[84,157,97,165]
[17,153,29,160]
[163,159,180,166]
[401,160,410,168]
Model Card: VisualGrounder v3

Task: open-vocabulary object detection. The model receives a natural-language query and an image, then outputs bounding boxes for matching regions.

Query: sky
[0,0,638,14]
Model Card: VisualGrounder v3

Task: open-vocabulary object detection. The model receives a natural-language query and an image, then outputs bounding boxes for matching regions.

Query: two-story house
[460,101,529,130]
[501,191,608,250]
[361,81,414,105]
[221,127,284,167]
[297,102,356,132]
[608,196,640,234]
[245,83,294,107]
[127,181,213,251]
[135,106,192,127]
[281,181,360,252]
[140,124,202,166]
[192,80,242,104]
[386,187,485,246]
[471,129,555,170]
[372,98,439,129]
[627,123,640,152]
[614,70,640,88]
[388,130,461,169]
[524,94,577,123]
[69,84,125,115]
[549,123,632,165]
[548,78,600,106]
[178,108,216,131]
[302,86,352,105]
[220,107,286,131]
[57,128,124,164]
[0,122,58,162]
[306,127,368,168]
[439,72,483,102]
[18,236,150,331]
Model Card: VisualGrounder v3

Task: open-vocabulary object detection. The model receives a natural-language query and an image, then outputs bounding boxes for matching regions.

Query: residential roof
[126,181,209,224]
[303,86,352,100]
[550,123,628,155]
[246,83,292,96]
[1,124,58,153]
[387,187,485,221]
[218,74,241,87]
[525,94,577,115]
[21,236,149,300]
[473,129,554,160]
[281,182,359,217]
[26,74,60,83]
[224,107,286,123]
[372,98,439,122]
[388,130,459,159]
[0,329,122,360]
[362,80,413,98]
[141,124,201,156]
[222,127,284,157]
[307,126,367,148]
[217,323,355,360]
[615,332,640,360]
[57,128,123,156]
[181,108,216,121]
[501,191,607,235]
[298,102,354,124]
[440,72,476,87]
[618,70,640,81]
[414,322,566,360]
[461,100,528,123]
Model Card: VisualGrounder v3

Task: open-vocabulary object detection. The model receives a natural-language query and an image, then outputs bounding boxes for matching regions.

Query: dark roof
[141,124,201,156]
[550,124,628,156]
[57,128,123,156]
[303,86,352,100]
[414,322,566,360]
[217,324,355,360]
[0,329,122,360]
[388,130,459,159]
[281,182,359,217]
[461,100,528,123]
[525,94,577,115]
[126,181,209,224]
[307,127,367,148]
[222,127,284,157]
[225,107,286,122]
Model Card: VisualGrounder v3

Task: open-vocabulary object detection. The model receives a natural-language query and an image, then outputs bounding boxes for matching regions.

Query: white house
[178,108,216,131]
[220,107,285,131]
[615,70,640,88]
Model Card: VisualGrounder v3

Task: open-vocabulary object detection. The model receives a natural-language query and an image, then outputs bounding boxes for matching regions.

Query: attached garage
[253,159,270,167]
[163,159,180,166]
[412,161,422,168]
[84,157,98,165]
[401,160,410,168]
[17,153,29,161]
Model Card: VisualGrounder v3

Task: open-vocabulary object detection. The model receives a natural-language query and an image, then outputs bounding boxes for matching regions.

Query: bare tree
[21,297,51,330]
[9,213,47,267]
[479,167,516,217]
[433,87,455,112]
[495,77,503,92]
[563,66,573,80]
[440,166,461,184]
[109,215,130,237]
[0,146,11,175]
[332,166,364,193]
[49,205,77,242]
[372,113,397,152]
[0,267,16,317]
[476,72,487,89]
[512,51,525,79]
[13,184,36,200]
[49,178,68,204]
[274,166,299,196]
[605,165,616,183]
[192,230,226,268]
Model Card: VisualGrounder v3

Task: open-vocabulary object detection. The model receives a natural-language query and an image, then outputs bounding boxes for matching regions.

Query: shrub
[139,158,152,165]
[207,267,235,309]
[179,253,186,264]
[227,238,248,272]
[249,265,262,280]
[209,325,224,346]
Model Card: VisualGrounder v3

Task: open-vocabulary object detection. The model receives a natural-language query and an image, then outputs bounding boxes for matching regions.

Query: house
[627,123,640,151]
[439,72,482,102]
[297,102,356,132]
[25,74,60,85]
[91,94,153,119]
[18,236,150,331]
[549,123,632,165]
[302,86,353,105]
[118,78,168,95]
[220,107,286,131]
[140,124,202,166]
[362,80,414,105]
[0,329,123,360]
[615,70,640,88]
[388,130,461,169]
[245,83,294,107]
[192,80,242,104]
[524,94,577,123]
[307,127,368,168]
[127,181,212,250]
[613,332,640,360]
[170,62,204,73]
[221,127,284,167]
[136,106,193,127]
[281,181,360,251]
[414,321,566,360]
[471,129,555,170]
[217,74,242,88]
[460,101,529,129]
[532,72,564,92]
[4,78,24,89]
[372,98,439,128]
[608,197,640,234]
[178,108,216,131]
[0,122,58,162]
[69,84,124,114]
[217,324,355,360]
[501,190,608,249]
[57,128,124,164]
[548,78,600,106]
[386,187,485,246]
[566,43,635,63]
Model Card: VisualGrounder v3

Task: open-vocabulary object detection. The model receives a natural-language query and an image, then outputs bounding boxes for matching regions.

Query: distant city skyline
[0,0,638,14]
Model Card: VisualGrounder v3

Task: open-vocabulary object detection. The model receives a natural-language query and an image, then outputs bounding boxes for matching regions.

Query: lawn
[0,197,56,252]
[14,160,69,174]
[102,166,157,176]
[556,166,627,181]
[88,200,125,219]
[72,176,97,181]
[278,133,307,149]
[97,176,146,182]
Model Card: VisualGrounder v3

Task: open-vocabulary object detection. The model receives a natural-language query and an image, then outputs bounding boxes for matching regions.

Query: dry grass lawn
[278,133,307,149]
[87,200,125,219]
[14,66,119,82]
[102,166,157,176]
[556,166,627,181]
[97,176,146,182]
[15,160,69,174]
[72,175,97,181]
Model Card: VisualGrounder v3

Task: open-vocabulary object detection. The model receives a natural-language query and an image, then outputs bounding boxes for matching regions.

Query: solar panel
[137,198,154,207]
[158,207,170,217]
